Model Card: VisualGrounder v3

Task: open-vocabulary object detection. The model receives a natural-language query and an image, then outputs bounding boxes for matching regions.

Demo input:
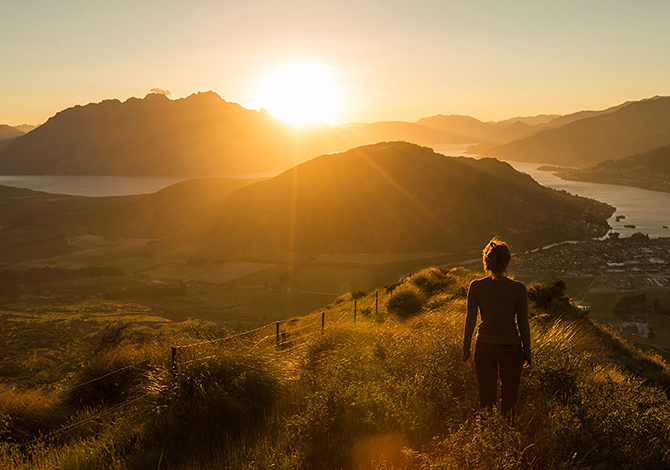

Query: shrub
[409,267,450,294]
[65,345,154,409]
[527,279,574,316]
[0,390,66,443]
[351,290,366,299]
[386,286,425,319]
[145,348,279,455]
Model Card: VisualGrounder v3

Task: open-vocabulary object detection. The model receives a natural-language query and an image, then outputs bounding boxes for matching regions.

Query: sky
[1,0,669,126]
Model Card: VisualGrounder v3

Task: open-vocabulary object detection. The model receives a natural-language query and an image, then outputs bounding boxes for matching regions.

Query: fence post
[354,299,357,323]
[276,321,280,345]
[171,346,177,378]
[375,291,378,315]
[321,311,325,332]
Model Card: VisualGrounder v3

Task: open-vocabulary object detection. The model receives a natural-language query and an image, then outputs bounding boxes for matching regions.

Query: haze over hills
[0,124,25,151]
[482,96,670,166]
[1,91,666,177]
[206,142,613,254]
[0,92,357,176]
[0,142,613,262]
[553,142,670,192]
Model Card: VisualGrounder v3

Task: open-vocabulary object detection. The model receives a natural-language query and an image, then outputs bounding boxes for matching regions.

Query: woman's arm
[463,281,478,361]
[516,285,531,365]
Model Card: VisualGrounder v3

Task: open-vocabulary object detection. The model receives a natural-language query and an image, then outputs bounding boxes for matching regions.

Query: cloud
[149,87,174,96]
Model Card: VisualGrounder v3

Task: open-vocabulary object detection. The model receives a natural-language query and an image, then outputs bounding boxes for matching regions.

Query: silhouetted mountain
[487,121,536,144]
[415,114,497,142]
[0,92,359,176]
[0,125,24,151]
[542,101,631,129]
[14,124,37,134]
[208,142,613,253]
[554,143,670,192]
[0,142,614,260]
[484,96,670,166]
[495,114,560,127]
[350,121,471,146]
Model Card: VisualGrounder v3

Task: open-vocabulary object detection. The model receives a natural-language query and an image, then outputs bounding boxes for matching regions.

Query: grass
[2,267,670,469]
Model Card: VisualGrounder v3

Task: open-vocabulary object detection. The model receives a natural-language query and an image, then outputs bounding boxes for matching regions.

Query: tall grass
[2,268,670,469]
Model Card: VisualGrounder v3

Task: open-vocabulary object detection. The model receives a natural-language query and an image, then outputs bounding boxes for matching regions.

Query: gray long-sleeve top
[463,276,531,361]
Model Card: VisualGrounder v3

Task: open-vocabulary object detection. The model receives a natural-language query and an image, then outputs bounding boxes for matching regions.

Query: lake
[509,162,670,239]
[0,173,275,197]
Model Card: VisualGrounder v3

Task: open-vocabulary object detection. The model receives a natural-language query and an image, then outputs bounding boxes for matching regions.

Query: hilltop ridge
[207,142,614,253]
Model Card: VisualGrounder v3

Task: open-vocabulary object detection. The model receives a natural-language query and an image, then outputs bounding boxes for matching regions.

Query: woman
[463,237,531,420]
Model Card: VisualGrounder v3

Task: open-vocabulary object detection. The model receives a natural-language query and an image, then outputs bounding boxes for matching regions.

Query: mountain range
[482,96,670,166]
[1,92,668,176]
[0,92,357,176]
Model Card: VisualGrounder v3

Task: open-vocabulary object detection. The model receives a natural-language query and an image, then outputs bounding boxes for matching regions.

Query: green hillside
[1,268,669,469]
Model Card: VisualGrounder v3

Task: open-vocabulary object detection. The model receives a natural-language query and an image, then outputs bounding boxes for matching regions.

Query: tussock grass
[2,268,670,469]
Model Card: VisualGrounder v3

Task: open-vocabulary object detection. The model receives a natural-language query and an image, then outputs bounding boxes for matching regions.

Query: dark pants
[474,340,524,419]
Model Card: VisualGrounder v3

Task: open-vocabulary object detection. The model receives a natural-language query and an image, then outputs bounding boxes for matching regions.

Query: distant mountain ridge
[482,96,670,166]
[0,124,25,151]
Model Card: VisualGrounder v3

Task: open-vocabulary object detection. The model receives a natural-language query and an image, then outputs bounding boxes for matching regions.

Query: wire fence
[1,291,384,449]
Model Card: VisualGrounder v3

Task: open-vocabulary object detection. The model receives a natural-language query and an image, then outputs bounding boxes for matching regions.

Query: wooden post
[275,321,280,345]
[354,299,357,323]
[171,346,177,378]
[321,311,325,332]
[375,291,378,314]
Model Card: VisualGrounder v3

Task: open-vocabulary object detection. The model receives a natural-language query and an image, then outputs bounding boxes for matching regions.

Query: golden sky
[1,0,669,126]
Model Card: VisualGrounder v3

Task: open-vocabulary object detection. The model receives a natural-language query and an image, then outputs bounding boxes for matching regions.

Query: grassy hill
[0,92,358,176]
[554,143,670,192]
[1,268,669,469]
[208,142,614,254]
[0,142,614,263]
[482,96,670,167]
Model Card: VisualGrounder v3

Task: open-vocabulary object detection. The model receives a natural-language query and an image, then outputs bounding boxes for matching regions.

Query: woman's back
[468,276,528,346]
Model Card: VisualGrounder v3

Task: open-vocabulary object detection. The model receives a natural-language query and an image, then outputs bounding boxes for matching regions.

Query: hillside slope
[209,142,614,254]
[483,96,670,166]
[0,142,614,262]
[2,269,669,469]
[0,124,24,151]
[555,143,670,192]
[0,92,358,176]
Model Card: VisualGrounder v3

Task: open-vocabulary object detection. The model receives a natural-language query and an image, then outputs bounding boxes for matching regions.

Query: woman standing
[463,237,531,421]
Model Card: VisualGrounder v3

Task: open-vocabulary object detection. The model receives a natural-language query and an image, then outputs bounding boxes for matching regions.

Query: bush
[409,267,450,294]
[65,345,154,409]
[527,279,573,316]
[351,290,366,299]
[0,390,66,443]
[145,348,279,454]
[385,286,425,319]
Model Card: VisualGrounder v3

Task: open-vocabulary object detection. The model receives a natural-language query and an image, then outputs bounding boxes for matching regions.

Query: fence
[1,290,382,450]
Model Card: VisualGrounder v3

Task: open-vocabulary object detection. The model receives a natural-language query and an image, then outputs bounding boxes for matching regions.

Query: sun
[256,63,342,126]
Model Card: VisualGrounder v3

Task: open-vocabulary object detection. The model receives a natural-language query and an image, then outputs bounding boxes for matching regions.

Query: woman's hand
[463,349,471,364]
[523,352,532,368]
